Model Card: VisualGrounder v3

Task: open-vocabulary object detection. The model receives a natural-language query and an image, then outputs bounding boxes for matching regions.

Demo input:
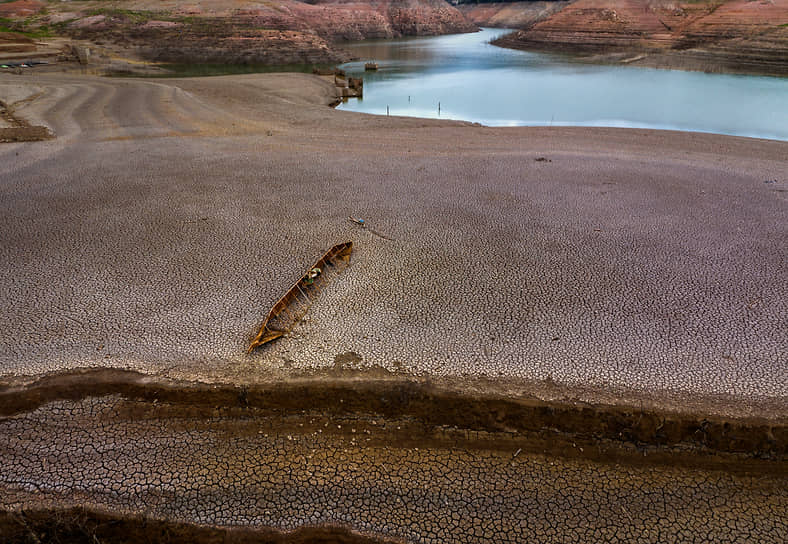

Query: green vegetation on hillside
[0,16,53,38]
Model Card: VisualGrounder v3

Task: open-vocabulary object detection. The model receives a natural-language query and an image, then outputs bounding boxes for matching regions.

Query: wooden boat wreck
[364,62,378,71]
[248,241,353,353]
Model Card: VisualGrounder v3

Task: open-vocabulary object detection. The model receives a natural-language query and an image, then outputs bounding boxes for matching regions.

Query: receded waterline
[337,28,788,141]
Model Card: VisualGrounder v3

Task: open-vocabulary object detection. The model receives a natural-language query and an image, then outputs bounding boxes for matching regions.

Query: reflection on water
[338,29,788,141]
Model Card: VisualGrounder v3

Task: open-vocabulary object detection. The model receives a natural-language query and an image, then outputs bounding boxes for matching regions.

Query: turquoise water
[337,28,788,141]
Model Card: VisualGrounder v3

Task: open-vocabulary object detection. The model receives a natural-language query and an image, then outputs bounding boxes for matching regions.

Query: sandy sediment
[0,72,786,542]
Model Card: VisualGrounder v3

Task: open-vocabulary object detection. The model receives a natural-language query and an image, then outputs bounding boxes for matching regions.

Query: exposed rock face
[491,0,788,76]
[36,0,477,66]
[498,0,677,52]
[137,25,351,66]
[297,0,478,40]
[0,0,45,17]
[458,1,572,29]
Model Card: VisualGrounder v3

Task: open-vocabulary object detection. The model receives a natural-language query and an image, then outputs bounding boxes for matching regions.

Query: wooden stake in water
[438,101,441,116]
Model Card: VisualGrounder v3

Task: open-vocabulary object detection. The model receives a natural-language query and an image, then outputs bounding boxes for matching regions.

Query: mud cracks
[1,370,786,543]
[0,508,396,544]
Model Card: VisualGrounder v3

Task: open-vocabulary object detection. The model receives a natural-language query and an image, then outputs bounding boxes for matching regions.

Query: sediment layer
[0,509,395,544]
[458,1,572,30]
[1,369,786,464]
[0,98,52,142]
[1,370,786,542]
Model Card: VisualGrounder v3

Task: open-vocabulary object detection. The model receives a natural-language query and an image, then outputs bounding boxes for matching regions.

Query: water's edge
[337,29,788,141]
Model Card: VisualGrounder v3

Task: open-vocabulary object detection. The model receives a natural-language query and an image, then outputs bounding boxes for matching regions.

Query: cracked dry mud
[1,374,786,543]
[1,72,786,542]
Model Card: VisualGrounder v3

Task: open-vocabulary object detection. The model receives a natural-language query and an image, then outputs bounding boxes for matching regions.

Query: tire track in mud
[106,81,179,139]
[1,77,245,146]
[74,81,120,137]
[46,82,110,140]
[144,83,204,136]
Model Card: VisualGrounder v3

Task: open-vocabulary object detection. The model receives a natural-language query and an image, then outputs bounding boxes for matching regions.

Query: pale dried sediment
[0,73,786,418]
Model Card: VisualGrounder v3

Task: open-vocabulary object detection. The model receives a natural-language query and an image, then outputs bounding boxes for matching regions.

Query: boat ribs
[248,241,353,353]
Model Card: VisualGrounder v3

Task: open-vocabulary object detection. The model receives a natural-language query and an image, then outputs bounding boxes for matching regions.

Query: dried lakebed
[1,370,786,543]
[0,72,786,542]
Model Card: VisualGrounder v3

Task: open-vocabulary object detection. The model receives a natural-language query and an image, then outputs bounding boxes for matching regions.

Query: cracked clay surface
[0,72,786,542]
[2,395,786,543]
[0,74,786,409]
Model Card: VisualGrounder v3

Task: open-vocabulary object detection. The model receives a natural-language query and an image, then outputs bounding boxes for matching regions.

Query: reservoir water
[337,28,788,141]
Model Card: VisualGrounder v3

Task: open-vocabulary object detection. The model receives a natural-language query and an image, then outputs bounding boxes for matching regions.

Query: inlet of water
[338,28,788,141]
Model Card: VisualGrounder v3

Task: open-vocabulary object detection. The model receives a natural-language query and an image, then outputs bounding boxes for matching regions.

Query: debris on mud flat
[248,241,353,353]
[348,216,394,241]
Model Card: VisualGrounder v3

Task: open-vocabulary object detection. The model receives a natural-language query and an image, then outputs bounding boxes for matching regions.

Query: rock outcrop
[0,0,45,18]
[458,1,572,29]
[295,0,479,40]
[490,0,788,76]
[9,0,477,67]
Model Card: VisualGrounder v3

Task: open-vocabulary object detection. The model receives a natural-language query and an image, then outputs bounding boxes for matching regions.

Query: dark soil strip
[0,99,52,142]
[1,369,785,473]
[0,507,396,544]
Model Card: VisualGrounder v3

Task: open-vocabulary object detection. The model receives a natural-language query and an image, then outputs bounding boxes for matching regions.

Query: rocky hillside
[457,1,572,30]
[0,0,477,67]
[489,0,788,76]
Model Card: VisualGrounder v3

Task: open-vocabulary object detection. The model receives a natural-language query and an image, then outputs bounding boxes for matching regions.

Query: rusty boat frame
[248,241,353,353]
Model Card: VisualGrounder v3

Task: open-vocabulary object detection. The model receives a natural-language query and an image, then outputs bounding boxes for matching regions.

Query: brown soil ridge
[0,507,397,544]
[1,368,785,473]
[0,98,52,142]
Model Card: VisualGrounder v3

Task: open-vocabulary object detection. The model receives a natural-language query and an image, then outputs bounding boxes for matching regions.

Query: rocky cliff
[1,0,477,67]
[458,1,572,30]
[488,0,788,76]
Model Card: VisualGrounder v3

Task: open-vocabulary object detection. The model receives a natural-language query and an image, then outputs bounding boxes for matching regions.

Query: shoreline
[490,32,788,79]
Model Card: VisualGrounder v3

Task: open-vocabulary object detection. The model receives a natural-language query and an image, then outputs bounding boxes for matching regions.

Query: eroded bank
[1,370,786,543]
